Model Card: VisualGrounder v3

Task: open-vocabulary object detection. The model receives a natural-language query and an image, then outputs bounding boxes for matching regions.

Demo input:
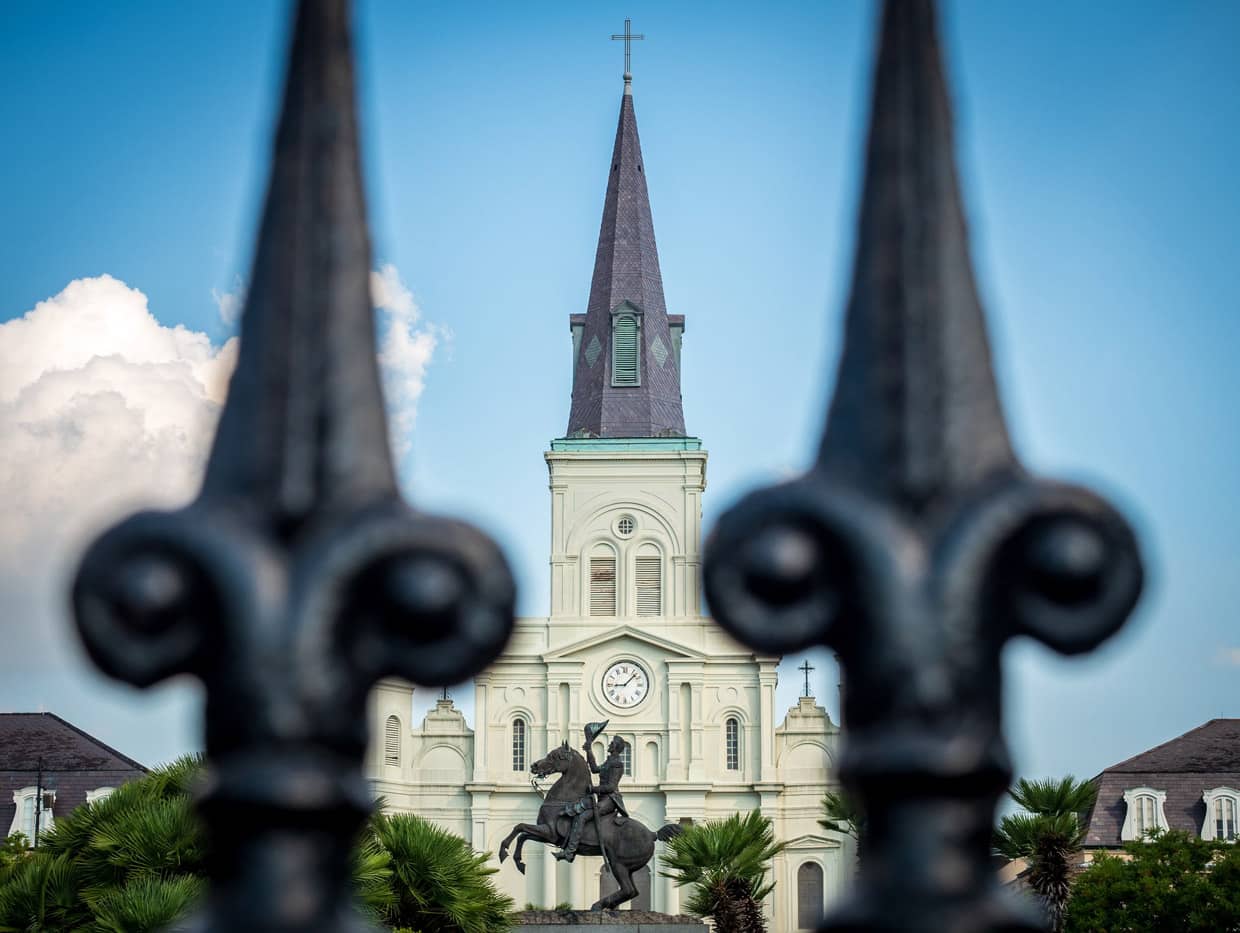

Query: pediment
[543,625,705,662]
[784,832,843,850]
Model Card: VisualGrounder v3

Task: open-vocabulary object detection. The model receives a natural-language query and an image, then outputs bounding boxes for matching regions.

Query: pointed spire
[566,81,686,438]
[817,0,1015,510]
[204,0,396,521]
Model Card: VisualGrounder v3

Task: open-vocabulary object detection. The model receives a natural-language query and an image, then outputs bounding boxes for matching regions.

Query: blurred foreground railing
[70,0,1141,931]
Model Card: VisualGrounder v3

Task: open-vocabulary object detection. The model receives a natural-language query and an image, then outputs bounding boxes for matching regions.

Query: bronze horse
[498,742,682,910]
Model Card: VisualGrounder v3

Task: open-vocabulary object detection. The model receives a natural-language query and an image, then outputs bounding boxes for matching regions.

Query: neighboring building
[1,712,147,843]
[1083,718,1240,855]
[367,71,845,930]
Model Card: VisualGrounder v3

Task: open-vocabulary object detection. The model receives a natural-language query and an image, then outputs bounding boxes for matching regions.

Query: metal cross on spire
[611,18,644,78]
[799,659,815,698]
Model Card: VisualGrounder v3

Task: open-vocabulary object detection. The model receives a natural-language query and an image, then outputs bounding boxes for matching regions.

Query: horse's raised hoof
[498,848,507,863]
[515,860,525,875]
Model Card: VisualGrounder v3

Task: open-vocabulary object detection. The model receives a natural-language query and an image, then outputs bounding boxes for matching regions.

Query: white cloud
[0,275,237,673]
[0,268,438,679]
[371,263,444,463]
[1218,648,1240,668]
[211,275,246,326]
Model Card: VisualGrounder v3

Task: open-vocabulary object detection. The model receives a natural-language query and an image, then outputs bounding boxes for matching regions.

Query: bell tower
[548,71,706,622]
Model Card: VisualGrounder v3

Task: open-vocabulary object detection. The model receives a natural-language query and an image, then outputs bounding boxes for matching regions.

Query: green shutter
[613,316,639,385]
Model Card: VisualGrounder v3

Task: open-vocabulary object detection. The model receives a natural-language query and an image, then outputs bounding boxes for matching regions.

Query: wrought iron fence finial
[72,1,516,928]
[703,1,1143,930]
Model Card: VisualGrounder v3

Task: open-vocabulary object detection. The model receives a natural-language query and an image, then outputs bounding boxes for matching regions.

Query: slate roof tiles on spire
[566,79,686,438]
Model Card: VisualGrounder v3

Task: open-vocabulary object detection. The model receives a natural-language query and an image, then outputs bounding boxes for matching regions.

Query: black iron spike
[703,2,1144,930]
[71,2,516,929]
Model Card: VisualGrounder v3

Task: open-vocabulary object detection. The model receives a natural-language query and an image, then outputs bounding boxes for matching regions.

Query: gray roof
[1083,719,1240,848]
[566,82,686,438]
[0,712,147,835]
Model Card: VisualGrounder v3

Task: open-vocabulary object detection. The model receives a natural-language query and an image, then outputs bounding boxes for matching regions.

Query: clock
[602,660,649,709]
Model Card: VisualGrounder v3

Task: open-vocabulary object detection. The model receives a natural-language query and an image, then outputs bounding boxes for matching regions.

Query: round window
[616,515,636,537]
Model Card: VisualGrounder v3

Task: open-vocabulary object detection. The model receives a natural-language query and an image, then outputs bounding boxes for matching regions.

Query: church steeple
[565,78,686,438]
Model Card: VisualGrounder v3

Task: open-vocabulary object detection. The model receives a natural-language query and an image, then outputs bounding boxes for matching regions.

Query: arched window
[797,861,824,929]
[1202,787,1240,841]
[1122,787,1168,841]
[612,315,639,386]
[383,715,401,766]
[1217,797,1237,841]
[725,717,740,771]
[635,546,661,617]
[589,546,617,616]
[620,741,632,776]
[645,741,659,780]
[512,718,527,772]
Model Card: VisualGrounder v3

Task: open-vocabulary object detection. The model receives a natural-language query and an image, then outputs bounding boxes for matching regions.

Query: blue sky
[1,1,1237,784]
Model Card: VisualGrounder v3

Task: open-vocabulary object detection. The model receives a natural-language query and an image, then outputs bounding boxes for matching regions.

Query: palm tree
[367,811,515,933]
[819,789,865,861]
[994,776,1097,932]
[660,811,786,933]
[0,755,206,931]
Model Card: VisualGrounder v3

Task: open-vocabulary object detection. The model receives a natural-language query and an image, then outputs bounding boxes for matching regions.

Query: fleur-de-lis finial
[703,2,1143,930]
[71,1,515,928]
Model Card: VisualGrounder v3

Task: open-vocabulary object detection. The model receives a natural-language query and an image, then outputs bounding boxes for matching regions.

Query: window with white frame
[1202,787,1239,842]
[589,551,617,616]
[512,718,527,772]
[383,715,401,766]
[725,717,741,771]
[797,861,824,929]
[1121,787,1168,841]
[635,549,661,617]
[8,787,55,843]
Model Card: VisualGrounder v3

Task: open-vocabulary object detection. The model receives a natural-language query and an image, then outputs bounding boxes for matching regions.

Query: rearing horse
[498,741,682,910]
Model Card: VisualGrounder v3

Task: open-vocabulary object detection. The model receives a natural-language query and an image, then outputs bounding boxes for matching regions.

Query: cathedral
[367,70,847,929]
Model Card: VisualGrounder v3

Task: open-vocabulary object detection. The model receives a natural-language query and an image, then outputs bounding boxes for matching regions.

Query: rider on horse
[554,730,629,862]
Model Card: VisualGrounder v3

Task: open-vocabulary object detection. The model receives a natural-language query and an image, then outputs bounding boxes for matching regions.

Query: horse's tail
[656,823,683,842]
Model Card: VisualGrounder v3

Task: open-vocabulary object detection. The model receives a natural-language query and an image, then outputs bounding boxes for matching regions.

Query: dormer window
[612,313,640,386]
[8,787,55,843]
[1121,787,1169,841]
[1202,787,1239,842]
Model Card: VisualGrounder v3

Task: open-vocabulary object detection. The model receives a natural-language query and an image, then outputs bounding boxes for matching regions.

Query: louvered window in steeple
[635,555,661,616]
[612,316,639,386]
[590,556,617,616]
[384,715,401,766]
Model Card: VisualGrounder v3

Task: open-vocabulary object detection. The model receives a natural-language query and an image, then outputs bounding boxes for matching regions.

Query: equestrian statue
[498,721,683,910]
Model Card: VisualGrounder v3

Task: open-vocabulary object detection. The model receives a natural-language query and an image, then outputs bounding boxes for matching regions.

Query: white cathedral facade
[366,73,848,930]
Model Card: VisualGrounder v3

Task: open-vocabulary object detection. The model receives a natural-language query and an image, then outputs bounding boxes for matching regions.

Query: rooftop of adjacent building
[1083,718,1240,848]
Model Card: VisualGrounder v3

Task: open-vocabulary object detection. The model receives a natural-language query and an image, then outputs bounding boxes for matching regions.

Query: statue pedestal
[514,909,707,932]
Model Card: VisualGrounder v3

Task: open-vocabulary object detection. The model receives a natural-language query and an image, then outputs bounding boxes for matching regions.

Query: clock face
[602,660,649,709]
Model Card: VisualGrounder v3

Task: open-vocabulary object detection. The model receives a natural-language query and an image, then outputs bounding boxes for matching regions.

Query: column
[473,679,489,782]
[666,681,682,776]
[759,663,777,782]
[688,677,706,782]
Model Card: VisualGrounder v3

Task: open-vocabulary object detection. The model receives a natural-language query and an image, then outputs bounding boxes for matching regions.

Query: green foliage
[660,811,785,933]
[367,811,515,933]
[1065,830,1240,932]
[0,756,206,932]
[994,775,1098,931]
[0,835,30,884]
[819,789,865,860]
[0,761,509,933]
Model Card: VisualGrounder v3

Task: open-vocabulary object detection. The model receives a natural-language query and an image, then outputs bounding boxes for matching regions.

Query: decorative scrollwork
[704,2,1143,930]
[70,2,515,929]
